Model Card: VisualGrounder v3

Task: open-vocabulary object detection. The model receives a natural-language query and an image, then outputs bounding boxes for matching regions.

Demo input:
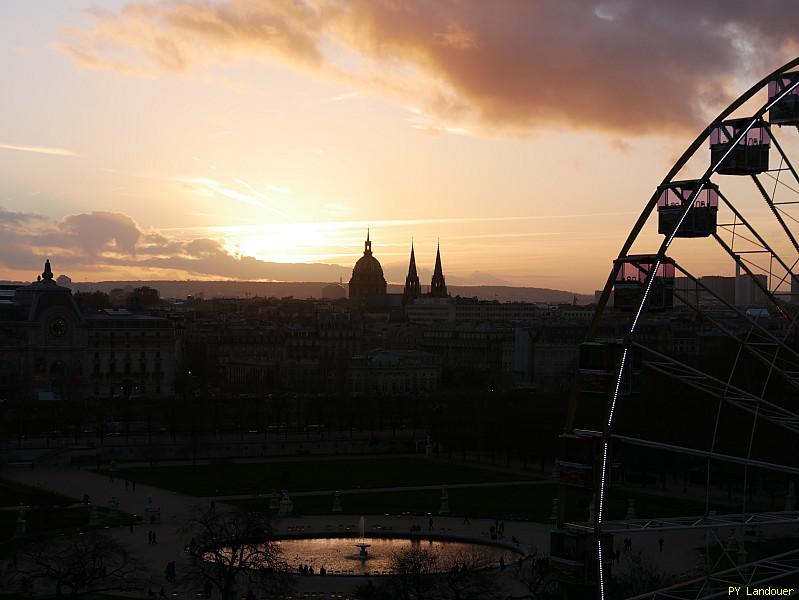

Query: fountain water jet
[354,515,371,558]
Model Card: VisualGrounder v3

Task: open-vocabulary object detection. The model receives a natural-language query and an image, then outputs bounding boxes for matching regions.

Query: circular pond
[275,537,518,576]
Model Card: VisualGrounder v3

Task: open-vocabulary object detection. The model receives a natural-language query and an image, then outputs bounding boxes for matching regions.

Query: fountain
[354,515,371,559]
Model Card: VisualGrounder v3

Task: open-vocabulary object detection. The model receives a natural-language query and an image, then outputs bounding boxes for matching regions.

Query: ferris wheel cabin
[768,71,799,126]
[710,118,770,175]
[556,429,600,489]
[550,529,614,588]
[613,255,675,311]
[657,180,719,238]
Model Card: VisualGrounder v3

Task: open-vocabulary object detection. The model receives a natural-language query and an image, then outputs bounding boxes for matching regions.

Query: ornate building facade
[0,260,176,402]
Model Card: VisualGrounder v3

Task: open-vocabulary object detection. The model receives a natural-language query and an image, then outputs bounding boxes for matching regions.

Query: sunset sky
[3,1,799,293]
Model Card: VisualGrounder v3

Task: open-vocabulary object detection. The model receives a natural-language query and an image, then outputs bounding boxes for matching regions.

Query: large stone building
[0,260,176,402]
[348,230,387,302]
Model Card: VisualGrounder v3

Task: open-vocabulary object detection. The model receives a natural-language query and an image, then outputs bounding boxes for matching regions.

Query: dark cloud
[62,0,799,135]
[61,211,141,255]
[0,206,42,225]
[0,210,349,282]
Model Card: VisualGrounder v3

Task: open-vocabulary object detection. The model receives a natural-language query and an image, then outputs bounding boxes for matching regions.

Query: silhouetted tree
[74,291,111,312]
[609,551,669,597]
[17,532,139,598]
[181,506,289,600]
[513,551,557,600]
[126,286,160,310]
[355,545,503,600]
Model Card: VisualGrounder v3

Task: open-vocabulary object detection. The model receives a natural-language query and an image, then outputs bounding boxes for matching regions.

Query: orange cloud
[61,0,799,135]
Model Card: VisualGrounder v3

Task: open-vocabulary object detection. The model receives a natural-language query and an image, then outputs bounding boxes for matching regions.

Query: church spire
[403,240,421,303]
[430,241,447,298]
[364,228,372,255]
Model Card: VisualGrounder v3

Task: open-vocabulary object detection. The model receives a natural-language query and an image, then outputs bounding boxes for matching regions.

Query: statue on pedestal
[14,503,27,538]
[438,485,450,515]
[278,489,293,516]
[625,499,637,520]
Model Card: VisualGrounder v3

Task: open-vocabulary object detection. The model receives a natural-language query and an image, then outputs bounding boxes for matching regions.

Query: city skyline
[3,2,799,292]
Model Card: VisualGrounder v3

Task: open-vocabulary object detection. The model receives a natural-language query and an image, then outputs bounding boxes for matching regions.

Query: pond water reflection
[274,537,517,576]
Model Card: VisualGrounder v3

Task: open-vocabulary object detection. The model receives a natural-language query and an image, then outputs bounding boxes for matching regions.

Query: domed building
[349,230,387,302]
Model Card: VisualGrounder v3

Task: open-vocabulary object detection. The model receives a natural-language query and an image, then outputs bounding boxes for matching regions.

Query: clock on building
[49,317,68,338]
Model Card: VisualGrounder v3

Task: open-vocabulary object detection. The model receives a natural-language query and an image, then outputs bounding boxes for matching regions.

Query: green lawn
[231,484,712,523]
[0,480,72,508]
[114,458,530,497]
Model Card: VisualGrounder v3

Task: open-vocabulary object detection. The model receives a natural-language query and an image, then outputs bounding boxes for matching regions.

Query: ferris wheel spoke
[717,190,799,285]
[764,171,799,198]
[751,175,799,252]
[713,233,795,318]
[672,263,799,369]
[624,549,799,600]
[668,292,799,392]
[609,434,799,476]
[630,342,799,433]
[765,125,799,189]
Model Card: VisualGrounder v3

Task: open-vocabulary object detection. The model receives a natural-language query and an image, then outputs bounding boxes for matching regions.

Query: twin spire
[430,241,447,298]
[404,240,421,301]
[403,236,447,301]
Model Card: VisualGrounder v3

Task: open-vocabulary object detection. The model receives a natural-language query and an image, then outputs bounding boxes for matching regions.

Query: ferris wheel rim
[590,55,799,338]
[565,56,799,600]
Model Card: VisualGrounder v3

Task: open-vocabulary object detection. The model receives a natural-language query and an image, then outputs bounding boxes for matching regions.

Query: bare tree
[17,532,139,599]
[610,551,669,598]
[181,506,289,600]
[355,545,504,600]
[437,547,504,600]
[389,545,440,600]
[512,551,558,600]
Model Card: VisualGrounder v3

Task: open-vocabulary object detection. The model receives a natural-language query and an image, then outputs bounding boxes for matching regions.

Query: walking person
[428,517,434,531]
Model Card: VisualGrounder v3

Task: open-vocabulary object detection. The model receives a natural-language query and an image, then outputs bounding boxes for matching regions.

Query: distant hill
[1,279,593,304]
[31,280,590,305]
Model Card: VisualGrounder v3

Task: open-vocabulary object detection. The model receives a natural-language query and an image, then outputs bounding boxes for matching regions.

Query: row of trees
[7,507,286,600]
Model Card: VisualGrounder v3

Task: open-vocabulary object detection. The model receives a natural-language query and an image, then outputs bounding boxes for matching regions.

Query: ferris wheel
[552,58,799,600]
